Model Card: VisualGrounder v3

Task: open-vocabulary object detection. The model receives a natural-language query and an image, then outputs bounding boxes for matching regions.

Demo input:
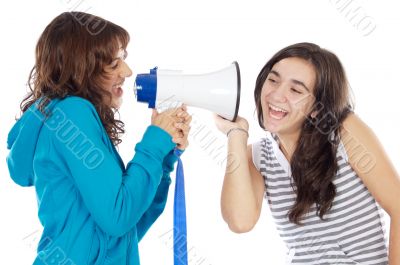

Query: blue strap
[173,148,188,265]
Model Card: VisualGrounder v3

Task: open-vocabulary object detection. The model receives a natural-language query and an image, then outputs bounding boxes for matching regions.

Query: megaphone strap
[173,148,188,265]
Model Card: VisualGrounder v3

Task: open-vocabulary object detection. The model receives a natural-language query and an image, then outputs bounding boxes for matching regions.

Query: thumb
[213,113,224,122]
[151,108,158,120]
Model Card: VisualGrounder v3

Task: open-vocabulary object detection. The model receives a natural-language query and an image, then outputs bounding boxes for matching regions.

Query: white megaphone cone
[134,62,241,122]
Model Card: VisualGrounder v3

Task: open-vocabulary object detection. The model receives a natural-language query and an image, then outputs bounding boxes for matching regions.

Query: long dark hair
[254,42,353,224]
[20,12,129,145]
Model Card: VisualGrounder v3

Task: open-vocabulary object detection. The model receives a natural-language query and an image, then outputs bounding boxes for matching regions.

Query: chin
[112,98,123,109]
[264,121,279,134]
[266,127,280,134]
[263,115,280,133]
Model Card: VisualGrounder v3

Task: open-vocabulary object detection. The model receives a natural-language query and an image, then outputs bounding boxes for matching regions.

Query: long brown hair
[254,42,353,224]
[20,12,129,145]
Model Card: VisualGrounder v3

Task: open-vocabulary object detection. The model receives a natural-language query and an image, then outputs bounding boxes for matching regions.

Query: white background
[1,0,399,264]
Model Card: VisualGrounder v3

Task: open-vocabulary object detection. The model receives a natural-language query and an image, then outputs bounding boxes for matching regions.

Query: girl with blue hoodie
[6,12,191,265]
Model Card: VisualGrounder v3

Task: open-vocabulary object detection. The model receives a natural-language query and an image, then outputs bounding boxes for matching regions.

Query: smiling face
[102,47,132,109]
[261,57,316,137]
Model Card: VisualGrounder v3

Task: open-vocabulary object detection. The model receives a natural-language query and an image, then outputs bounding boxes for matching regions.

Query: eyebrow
[269,70,311,92]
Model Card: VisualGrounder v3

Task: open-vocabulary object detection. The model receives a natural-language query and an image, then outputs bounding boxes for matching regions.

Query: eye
[111,62,119,69]
[291,87,302,94]
[122,50,128,60]
[268,78,277,83]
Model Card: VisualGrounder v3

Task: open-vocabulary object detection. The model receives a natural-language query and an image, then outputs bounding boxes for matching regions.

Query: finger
[177,139,189,150]
[173,116,185,123]
[184,114,192,124]
[177,107,189,117]
[176,144,185,151]
[152,108,158,119]
[174,122,182,130]
[176,111,185,118]
[174,135,186,146]
[178,123,191,133]
[172,136,183,145]
[174,105,185,114]
[175,112,190,123]
[162,108,178,116]
[176,110,187,118]
[175,123,191,134]
[213,113,222,121]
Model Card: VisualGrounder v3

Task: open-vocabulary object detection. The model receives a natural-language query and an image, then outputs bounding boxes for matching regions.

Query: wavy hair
[254,42,353,224]
[20,12,129,145]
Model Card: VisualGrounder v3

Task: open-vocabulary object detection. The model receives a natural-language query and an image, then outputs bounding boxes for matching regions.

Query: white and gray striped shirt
[252,132,388,264]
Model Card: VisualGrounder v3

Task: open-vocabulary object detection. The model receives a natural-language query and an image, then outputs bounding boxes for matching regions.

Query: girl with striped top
[214,42,399,264]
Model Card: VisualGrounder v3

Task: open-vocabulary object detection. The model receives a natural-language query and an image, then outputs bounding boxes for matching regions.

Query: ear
[310,111,318,119]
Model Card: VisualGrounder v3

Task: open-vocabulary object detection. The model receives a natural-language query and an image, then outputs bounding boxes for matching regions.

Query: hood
[6,99,58,187]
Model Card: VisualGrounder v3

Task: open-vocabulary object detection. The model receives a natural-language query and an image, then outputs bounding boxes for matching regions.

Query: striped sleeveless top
[252,132,388,264]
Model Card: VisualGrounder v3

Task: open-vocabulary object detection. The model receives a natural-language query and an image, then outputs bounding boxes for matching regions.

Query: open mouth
[112,82,124,97]
[268,103,288,120]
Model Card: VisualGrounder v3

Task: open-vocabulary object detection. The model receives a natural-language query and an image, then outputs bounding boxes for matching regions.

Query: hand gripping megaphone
[134,62,241,122]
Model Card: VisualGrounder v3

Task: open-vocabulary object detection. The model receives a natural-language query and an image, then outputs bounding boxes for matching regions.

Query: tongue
[270,108,286,119]
[113,87,123,97]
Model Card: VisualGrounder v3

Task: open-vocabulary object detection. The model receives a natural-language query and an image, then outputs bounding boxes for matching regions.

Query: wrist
[226,127,249,138]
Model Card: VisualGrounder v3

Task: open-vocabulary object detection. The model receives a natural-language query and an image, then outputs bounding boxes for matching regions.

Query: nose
[271,84,288,103]
[119,61,133,78]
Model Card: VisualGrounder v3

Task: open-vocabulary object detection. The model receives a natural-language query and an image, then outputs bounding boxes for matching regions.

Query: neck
[276,131,301,161]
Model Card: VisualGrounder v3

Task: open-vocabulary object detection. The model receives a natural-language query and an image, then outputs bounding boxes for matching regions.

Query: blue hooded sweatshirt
[7,96,178,265]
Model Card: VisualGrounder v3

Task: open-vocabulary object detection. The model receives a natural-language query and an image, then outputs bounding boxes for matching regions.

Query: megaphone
[134,62,241,122]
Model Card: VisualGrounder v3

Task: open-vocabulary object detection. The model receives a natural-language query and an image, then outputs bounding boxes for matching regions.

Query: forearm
[136,175,171,241]
[221,132,258,232]
[389,215,400,265]
[136,149,179,239]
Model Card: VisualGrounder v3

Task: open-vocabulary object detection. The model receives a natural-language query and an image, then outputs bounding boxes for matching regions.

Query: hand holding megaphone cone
[214,114,249,137]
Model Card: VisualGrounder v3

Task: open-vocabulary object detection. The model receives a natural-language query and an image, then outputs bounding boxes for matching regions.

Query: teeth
[113,83,124,89]
[269,104,288,113]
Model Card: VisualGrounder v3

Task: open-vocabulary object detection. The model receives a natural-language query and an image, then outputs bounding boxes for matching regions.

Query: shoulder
[340,114,400,217]
[44,96,103,135]
[55,96,97,114]
[340,113,380,174]
[341,112,370,133]
[52,96,101,122]
[340,112,376,146]
[248,137,268,171]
